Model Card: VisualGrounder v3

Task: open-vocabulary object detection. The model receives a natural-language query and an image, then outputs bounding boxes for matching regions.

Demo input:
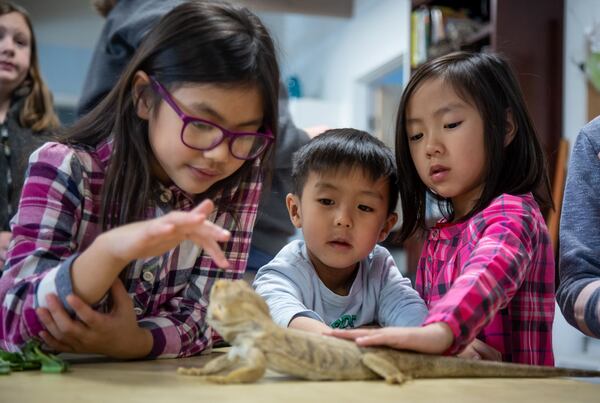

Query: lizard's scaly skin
[177,280,600,384]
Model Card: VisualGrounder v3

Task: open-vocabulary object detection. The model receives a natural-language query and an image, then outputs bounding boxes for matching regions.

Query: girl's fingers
[468,339,502,361]
[161,209,230,240]
[326,329,373,340]
[192,199,215,216]
[188,217,230,242]
[355,333,394,348]
[45,294,87,340]
[110,279,135,313]
[194,237,230,269]
[198,220,231,242]
[36,307,63,341]
[39,330,74,353]
[353,325,451,354]
[66,294,101,328]
[162,210,206,228]
[457,347,482,360]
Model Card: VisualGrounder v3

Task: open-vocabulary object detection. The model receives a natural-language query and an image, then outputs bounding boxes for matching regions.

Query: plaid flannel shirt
[0,139,261,357]
[416,193,555,365]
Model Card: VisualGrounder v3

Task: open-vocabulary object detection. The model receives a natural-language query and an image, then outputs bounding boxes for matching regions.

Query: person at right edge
[556,116,600,339]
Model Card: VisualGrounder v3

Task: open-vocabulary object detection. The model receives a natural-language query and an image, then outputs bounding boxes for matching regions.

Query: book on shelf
[411,5,489,69]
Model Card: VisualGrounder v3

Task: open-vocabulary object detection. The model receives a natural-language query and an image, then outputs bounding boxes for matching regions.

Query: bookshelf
[403,0,564,275]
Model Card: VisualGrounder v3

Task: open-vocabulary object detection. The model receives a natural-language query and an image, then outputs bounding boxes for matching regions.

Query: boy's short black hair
[291,128,399,214]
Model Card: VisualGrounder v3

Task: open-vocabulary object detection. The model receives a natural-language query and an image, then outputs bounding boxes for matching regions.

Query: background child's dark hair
[291,128,399,214]
[395,51,552,242]
[60,1,280,230]
[0,1,59,131]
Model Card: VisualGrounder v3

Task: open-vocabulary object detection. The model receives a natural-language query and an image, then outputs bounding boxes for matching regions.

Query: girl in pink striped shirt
[332,52,555,365]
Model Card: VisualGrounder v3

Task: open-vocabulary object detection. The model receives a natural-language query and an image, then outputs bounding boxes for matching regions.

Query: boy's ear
[132,70,152,120]
[504,108,517,147]
[377,212,398,242]
[286,193,303,229]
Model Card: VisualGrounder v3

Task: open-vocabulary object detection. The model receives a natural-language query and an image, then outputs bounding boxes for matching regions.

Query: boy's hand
[36,280,153,359]
[103,199,231,268]
[326,322,454,354]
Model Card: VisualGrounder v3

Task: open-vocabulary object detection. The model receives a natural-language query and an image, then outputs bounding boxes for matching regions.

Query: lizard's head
[207,280,272,341]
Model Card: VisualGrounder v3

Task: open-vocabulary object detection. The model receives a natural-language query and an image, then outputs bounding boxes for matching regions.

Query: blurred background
[14,0,600,370]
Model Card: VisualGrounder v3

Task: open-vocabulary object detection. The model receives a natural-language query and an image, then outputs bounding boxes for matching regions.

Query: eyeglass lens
[184,120,269,159]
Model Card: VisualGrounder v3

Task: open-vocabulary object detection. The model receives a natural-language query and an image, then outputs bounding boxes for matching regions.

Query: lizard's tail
[414,355,600,379]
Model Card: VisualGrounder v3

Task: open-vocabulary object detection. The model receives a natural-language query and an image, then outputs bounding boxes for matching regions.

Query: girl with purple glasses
[0,1,279,359]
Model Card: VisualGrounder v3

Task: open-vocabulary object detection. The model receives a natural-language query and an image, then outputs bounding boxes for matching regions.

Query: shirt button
[160,189,172,203]
[142,271,155,282]
[134,307,143,316]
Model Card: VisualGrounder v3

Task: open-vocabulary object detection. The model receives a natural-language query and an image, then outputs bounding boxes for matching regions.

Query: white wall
[563,0,600,146]
[269,0,411,130]
[16,0,102,104]
[18,0,103,47]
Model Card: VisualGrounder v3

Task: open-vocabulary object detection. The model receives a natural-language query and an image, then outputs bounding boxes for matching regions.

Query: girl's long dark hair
[60,1,279,230]
[395,51,552,242]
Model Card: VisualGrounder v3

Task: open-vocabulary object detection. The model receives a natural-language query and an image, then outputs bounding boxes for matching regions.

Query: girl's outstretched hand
[102,199,231,268]
[36,280,153,359]
[326,322,454,354]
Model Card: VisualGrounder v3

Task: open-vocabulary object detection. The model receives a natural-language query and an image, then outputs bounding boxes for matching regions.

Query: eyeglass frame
[148,76,274,161]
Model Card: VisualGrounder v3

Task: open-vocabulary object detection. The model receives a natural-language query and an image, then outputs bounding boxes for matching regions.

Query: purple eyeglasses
[149,76,273,160]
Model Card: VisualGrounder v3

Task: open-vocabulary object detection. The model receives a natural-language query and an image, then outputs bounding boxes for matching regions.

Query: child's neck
[308,251,359,296]
[322,268,358,296]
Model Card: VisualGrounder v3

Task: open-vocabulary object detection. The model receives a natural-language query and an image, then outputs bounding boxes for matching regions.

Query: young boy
[253,129,428,333]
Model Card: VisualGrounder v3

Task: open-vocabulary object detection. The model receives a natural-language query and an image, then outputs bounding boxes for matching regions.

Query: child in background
[0,2,59,263]
[253,129,428,334]
[331,52,555,365]
[0,2,279,358]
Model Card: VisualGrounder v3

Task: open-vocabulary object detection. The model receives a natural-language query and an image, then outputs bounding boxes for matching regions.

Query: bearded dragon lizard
[177,280,600,384]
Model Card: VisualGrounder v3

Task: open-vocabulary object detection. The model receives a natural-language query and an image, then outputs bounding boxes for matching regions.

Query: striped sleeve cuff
[574,280,600,338]
[35,254,79,314]
[422,313,465,355]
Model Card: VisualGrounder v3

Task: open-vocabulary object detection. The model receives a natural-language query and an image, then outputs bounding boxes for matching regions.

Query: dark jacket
[0,97,53,230]
[77,0,309,257]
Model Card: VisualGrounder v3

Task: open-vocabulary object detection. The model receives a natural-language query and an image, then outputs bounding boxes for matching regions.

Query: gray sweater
[557,116,600,338]
[0,97,51,230]
[78,0,309,256]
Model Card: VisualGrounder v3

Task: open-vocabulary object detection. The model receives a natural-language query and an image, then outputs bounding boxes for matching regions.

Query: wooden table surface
[1,350,599,403]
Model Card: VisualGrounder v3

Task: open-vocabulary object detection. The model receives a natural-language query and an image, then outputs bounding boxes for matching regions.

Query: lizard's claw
[385,373,408,384]
[177,366,209,376]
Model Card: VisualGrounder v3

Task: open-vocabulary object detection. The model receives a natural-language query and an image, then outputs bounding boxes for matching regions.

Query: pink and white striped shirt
[0,139,262,357]
[417,193,555,365]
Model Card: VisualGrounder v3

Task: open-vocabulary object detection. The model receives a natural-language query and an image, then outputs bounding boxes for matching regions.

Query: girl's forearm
[415,322,454,353]
[70,233,129,305]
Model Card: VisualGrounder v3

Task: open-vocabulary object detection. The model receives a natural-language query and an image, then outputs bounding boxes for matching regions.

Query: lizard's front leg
[362,353,409,385]
[205,346,267,384]
[178,353,239,376]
